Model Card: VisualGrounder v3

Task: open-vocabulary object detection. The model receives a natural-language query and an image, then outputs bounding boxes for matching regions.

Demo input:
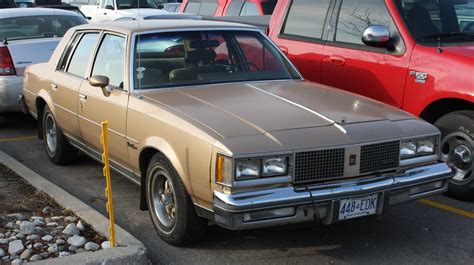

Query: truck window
[225,1,244,16]
[282,0,332,40]
[185,2,201,13]
[101,0,114,8]
[92,34,126,88]
[335,0,397,45]
[199,2,218,15]
[67,33,99,77]
[240,2,259,16]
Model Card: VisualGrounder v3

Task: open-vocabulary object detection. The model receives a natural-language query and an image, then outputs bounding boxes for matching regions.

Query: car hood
[142,80,415,140]
[441,45,474,60]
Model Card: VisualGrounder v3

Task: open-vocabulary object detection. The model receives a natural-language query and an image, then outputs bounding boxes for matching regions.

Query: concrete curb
[0,151,150,265]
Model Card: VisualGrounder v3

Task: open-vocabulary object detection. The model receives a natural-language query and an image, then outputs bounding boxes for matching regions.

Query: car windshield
[395,0,474,44]
[116,0,159,9]
[134,30,299,89]
[0,15,86,41]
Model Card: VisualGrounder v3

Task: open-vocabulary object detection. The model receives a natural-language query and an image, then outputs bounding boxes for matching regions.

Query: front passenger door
[78,33,130,169]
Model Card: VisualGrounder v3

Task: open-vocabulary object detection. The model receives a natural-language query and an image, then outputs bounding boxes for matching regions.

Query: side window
[92,34,126,88]
[282,0,332,39]
[199,2,218,16]
[67,33,99,77]
[235,34,281,72]
[335,0,397,45]
[240,2,260,16]
[184,2,201,13]
[104,0,114,8]
[225,2,244,16]
[58,33,82,71]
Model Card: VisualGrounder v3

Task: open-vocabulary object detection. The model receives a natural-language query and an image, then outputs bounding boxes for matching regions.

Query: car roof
[75,19,257,34]
[0,7,80,18]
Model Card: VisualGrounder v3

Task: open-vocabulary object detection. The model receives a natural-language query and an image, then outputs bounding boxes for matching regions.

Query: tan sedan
[22,20,453,245]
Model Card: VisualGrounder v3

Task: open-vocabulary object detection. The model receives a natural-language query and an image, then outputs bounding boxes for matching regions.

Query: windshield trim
[128,27,303,94]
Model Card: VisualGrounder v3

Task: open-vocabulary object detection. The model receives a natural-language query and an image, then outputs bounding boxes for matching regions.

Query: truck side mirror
[362,25,391,48]
[89,75,112,97]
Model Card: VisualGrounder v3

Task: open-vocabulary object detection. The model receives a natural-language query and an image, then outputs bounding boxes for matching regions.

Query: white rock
[28,234,40,241]
[20,249,33,260]
[7,213,26,220]
[47,245,58,254]
[56,239,65,245]
[0,248,5,257]
[0,233,4,238]
[41,235,53,242]
[40,252,49,258]
[8,240,24,255]
[6,222,14,229]
[68,245,77,252]
[33,220,45,226]
[30,254,42,261]
[67,235,86,247]
[33,242,43,250]
[64,216,77,223]
[26,244,32,249]
[101,241,112,249]
[62,223,80,236]
[51,216,64,221]
[84,242,99,251]
[0,239,8,244]
[46,222,58,227]
[30,216,44,221]
[76,221,85,231]
[19,221,36,235]
[16,233,24,239]
[59,251,71,257]
[8,236,17,241]
[11,258,21,265]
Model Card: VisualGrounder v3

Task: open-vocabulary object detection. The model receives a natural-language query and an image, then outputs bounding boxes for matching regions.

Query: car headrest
[189,39,220,49]
[185,49,217,64]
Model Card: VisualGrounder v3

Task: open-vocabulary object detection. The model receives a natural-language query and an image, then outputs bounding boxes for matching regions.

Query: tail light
[0,46,16,76]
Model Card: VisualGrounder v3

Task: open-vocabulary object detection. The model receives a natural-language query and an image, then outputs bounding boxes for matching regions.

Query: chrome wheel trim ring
[441,132,474,184]
[150,168,177,233]
[45,113,57,155]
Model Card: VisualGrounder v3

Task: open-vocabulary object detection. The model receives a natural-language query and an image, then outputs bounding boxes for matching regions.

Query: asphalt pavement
[1,113,473,265]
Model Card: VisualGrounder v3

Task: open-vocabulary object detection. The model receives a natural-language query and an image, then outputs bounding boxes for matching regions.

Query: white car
[0,8,87,112]
[80,0,170,22]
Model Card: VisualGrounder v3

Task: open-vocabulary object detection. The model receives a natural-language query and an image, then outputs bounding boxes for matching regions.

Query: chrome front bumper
[210,162,453,230]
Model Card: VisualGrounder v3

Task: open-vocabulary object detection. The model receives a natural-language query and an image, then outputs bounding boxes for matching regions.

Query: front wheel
[146,153,207,245]
[435,111,474,201]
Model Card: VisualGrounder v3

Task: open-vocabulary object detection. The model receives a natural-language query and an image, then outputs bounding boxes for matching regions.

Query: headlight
[400,136,437,160]
[235,159,260,179]
[263,157,287,176]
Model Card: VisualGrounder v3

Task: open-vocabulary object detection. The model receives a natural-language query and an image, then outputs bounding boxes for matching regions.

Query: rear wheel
[42,105,77,165]
[435,111,474,201]
[146,153,207,245]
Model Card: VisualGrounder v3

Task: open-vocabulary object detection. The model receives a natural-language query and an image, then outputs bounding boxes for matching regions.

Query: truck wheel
[435,111,474,201]
[146,153,207,245]
[42,105,77,165]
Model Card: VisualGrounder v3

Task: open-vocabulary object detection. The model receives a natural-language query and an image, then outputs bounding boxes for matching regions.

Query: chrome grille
[294,148,345,184]
[360,141,400,174]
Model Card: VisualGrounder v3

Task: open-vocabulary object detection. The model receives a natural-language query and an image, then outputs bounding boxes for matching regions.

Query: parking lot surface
[1,113,473,265]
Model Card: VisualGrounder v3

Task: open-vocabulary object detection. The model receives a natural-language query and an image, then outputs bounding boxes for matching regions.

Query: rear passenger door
[321,0,409,107]
[270,0,334,83]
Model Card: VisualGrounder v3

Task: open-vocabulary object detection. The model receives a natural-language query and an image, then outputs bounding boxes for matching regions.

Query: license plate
[339,194,378,220]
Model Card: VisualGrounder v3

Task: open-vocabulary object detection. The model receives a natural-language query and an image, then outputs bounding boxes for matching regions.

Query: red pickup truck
[268,0,474,200]
[179,0,276,16]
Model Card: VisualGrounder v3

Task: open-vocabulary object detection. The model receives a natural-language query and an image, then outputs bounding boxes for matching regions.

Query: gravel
[67,235,87,247]
[0,248,5,257]
[84,242,100,251]
[41,235,53,242]
[62,223,80,236]
[20,249,34,260]
[8,240,24,255]
[30,254,42,261]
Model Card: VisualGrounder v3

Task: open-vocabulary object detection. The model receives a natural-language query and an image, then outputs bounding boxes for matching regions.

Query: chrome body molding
[210,162,453,230]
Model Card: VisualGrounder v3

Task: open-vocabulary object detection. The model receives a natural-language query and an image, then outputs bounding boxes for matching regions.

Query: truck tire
[435,111,474,201]
[42,105,78,165]
[146,153,207,245]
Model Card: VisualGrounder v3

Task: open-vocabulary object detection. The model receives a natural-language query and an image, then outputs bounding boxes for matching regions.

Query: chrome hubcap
[441,132,473,183]
[45,113,57,154]
[151,170,176,229]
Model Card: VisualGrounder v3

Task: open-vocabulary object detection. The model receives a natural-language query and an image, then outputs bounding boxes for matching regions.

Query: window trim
[278,0,335,44]
[327,0,406,56]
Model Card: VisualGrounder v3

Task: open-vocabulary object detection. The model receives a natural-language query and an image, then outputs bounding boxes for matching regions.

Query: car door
[78,33,131,169]
[50,32,100,138]
[270,0,334,83]
[321,0,409,108]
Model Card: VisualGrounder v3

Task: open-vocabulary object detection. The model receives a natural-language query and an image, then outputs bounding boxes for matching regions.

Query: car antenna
[2,38,8,45]
[437,34,443,53]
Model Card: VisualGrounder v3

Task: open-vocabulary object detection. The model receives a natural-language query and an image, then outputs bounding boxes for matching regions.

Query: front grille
[360,141,400,174]
[294,148,345,184]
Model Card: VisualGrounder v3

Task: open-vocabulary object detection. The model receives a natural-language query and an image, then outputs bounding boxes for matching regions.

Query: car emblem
[409,71,428,84]
[349,154,357,166]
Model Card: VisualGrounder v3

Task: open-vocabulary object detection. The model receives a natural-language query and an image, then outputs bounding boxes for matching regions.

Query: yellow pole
[100,120,117,247]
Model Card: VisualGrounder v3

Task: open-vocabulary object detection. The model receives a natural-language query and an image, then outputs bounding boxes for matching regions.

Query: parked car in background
[0,8,87,112]
[267,0,474,200]
[178,0,275,16]
[14,0,62,7]
[0,0,17,8]
[80,0,169,22]
[162,2,180,12]
[114,12,200,20]
[22,20,453,245]
[39,4,91,19]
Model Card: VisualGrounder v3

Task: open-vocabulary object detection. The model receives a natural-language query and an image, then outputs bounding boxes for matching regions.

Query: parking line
[419,199,474,219]
[0,135,37,142]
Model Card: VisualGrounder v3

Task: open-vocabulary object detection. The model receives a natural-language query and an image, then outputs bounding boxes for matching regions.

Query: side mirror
[362,25,391,48]
[105,5,114,10]
[89,75,112,97]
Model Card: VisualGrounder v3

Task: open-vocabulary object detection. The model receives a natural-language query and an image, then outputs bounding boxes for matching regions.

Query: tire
[435,111,474,201]
[42,105,77,165]
[146,153,207,245]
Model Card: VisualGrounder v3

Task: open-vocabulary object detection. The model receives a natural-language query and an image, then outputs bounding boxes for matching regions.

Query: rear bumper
[0,76,23,112]
[210,162,453,230]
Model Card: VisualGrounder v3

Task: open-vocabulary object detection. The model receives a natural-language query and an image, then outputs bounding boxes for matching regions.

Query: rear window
[0,0,15,8]
[0,15,86,41]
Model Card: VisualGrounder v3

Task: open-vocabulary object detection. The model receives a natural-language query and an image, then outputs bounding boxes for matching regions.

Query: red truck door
[321,0,410,108]
[269,0,335,83]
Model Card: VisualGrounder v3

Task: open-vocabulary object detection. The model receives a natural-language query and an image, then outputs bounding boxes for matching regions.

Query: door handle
[79,94,87,101]
[324,55,346,67]
[50,83,58,91]
[104,12,107,15]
